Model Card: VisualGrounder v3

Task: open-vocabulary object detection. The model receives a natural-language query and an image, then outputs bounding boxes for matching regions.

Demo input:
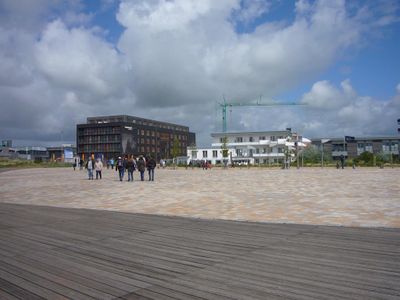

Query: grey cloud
[0,0,399,147]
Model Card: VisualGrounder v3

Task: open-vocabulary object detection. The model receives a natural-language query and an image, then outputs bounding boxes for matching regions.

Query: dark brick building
[77,115,196,161]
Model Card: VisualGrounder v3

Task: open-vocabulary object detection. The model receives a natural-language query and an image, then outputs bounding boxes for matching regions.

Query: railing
[332,151,348,157]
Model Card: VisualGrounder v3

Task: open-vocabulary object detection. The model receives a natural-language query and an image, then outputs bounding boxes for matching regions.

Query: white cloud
[231,0,271,26]
[0,0,399,146]
[35,20,129,99]
[300,80,400,137]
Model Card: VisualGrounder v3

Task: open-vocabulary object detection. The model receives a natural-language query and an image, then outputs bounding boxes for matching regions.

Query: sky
[0,0,399,147]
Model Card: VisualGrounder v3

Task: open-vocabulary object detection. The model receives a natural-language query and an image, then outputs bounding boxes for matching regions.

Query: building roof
[85,115,189,131]
[311,136,400,142]
[211,130,291,137]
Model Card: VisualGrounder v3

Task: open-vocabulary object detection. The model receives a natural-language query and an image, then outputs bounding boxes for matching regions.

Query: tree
[301,145,332,165]
[355,151,374,166]
[221,136,229,168]
[172,136,180,169]
[376,151,391,165]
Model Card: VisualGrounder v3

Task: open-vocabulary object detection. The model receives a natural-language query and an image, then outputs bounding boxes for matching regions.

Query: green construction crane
[218,97,305,132]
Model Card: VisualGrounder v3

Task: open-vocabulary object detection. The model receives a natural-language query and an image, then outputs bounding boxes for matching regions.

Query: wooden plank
[0,278,43,300]
[0,255,118,299]
[0,268,65,300]
[3,253,127,298]
[0,289,20,300]
[0,203,399,300]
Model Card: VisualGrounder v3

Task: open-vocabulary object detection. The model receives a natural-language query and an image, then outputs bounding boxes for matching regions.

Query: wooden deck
[0,203,399,300]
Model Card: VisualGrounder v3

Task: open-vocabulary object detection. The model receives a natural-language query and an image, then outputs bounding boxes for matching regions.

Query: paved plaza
[0,167,399,228]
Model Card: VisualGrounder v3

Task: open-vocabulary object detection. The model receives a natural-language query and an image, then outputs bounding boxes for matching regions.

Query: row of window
[79,135,120,143]
[220,136,285,143]
[357,142,399,153]
[199,147,283,158]
[138,138,186,147]
[138,130,187,141]
[81,144,121,153]
[254,159,280,164]
[79,127,121,136]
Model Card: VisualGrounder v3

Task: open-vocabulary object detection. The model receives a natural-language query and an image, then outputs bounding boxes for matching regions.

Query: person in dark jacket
[115,156,125,181]
[147,156,156,181]
[340,154,345,169]
[137,156,146,181]
[126,156,136,182]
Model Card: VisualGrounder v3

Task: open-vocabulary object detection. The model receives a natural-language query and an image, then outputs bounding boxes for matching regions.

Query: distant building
[311,136,400,159]
[1,140,12,147]
[47,144,77,163]
[76,115,196,161]
[14,146,48,161]
[0,147,17,159]
[188,129,310,165]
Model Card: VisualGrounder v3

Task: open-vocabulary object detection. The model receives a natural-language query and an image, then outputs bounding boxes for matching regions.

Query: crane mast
[218,98,305,132]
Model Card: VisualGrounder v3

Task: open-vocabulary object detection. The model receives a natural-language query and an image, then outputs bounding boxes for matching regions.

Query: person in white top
[95,159,103,180]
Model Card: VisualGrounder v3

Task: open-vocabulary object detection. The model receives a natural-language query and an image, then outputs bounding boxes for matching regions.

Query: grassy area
[0,159,72,169]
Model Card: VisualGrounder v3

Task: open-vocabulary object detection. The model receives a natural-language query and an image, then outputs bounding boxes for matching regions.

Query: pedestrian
[137,156,146,181]
[340,154,345,169]
[86,159,94,180]
[116,156,125,181]
[147,156,156,181]
[73,158,77,171]
[160,159,166,169]
[110,158,115,170]
[79,159,84,170]
[95,158,103,180]
[126,156,136,182]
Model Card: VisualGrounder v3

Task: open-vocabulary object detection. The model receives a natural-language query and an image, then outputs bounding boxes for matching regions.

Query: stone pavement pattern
[0,167,399,227]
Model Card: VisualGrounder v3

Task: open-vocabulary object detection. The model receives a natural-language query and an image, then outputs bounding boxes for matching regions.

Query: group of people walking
[83,158,103,180]
[115,155,156,182]
[81,155,157,182]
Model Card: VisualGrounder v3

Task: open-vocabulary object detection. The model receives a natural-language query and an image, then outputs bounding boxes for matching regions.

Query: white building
[187,130,310,166]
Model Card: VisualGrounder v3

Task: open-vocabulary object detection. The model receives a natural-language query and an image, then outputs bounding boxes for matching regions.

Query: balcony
[332,151,348,157]
[252,153,285,158]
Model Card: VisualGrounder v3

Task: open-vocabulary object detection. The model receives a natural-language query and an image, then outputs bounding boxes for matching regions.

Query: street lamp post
[321,139,330,168]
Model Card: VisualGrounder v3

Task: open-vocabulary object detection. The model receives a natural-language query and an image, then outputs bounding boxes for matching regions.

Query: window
[270,136,276,141]
[202,150,208,158]
[382,142,391,153]
[249,137,254,142]
[236,149,242,156]
[256,148,260,154]
[191,151,197,158]
[259,136,265,140]
[212,150,218,158]
[392,142,399,152]
[235,137,243,143]
[365,143,373,153]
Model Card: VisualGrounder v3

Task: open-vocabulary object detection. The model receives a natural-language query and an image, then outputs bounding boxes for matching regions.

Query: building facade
[188,130,310,165]
[47,144,77,163]
[77,115,196,161]
[311,136,400,160]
